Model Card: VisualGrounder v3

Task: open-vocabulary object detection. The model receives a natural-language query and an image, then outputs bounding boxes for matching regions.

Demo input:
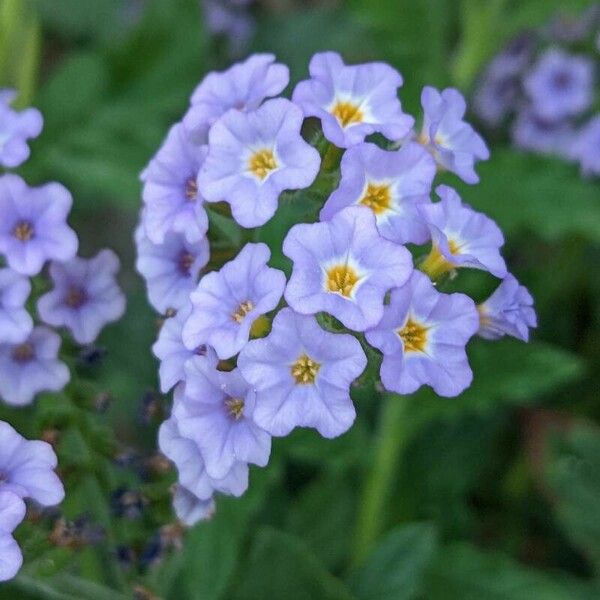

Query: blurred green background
[1,0,599,598]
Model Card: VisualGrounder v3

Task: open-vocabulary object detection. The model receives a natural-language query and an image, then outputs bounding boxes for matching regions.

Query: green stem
[351,393,417,566]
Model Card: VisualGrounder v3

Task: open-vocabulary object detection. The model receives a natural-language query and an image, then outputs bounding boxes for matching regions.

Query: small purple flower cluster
[136,52,536,524]
[0,91,126,408]
[0,91,126,581]
[474,6,600,176]
[0,421,64,581]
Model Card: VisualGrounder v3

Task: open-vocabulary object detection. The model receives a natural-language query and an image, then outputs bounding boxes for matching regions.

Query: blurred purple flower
[524,48,594,122]
[184,53,288,141]
[283,206,413,331]
[173,359,271,479]
[320,142,436,245]
[419,185,507,279]
[510,109,576,158]
[0,268,32,344]
[135,225,209,314]
[0,490,25,582]
[198,98,320,228]
[141,122,209,244]
[172,485,215,526]
[0,421,64,505]
[238,308,366,438]
[478,274,537,341]
[293,52,413,148]
[0,89,43,168]
[182,243,285,359]
[366,271,479,397]
[0,175,78,276]
[159,408,248,503]
[38,250,126,345]
[419,86,490,184]
[0,327,70,406]
[152,304,218,393]
[572,115,600,177]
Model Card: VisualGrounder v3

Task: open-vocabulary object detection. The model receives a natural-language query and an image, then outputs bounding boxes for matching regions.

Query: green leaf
[349,523,438,600]
[456,149,600,243]
[545,424,600,574]
[231,528,356,600]
[286,474,358,570]
[426,542,593,599]
[415,339,584,419]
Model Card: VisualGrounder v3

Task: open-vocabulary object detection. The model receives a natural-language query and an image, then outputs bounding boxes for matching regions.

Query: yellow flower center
[248,149,278,180]
[185,178,198,201]
[12,343,34,363]
[225,397,245,420]
[232,300,254,323]
[398,317,429,353]
[331,100,363,127]
[13,221,34,242]
[326,264,360,297]
[291,353,321,385]
[419,244,456,280]
[360,182,392,215]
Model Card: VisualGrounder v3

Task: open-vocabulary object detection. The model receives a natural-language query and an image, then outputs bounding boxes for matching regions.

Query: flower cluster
[136,51,536,524]
[0,91,126,408]
[0,421,64,581]
[473,5,600,177]
[0,90,126,581]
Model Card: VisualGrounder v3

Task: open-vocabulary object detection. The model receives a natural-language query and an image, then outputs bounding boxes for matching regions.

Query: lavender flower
[0,327,70,406]
[152,304,218,393]
[141,122,209,244]
[159,411,249,501]
[198,98,320,228]
[182,243,285,359]
[0,175,78,276]
[183,53,289,141]
[0,89,43,168]
[0,421,65,505]
[135,225,209,314]
[173,359,271,479]
[283,206,413,331]
[37,250,126,345]
[478,274,537,341]
[524,48,594,122]
[473,61,520,127]
[293,52,413,148]
[419,185,507,279]
[0,490,25,582]
[366,271,479,397]
[238,308,366,437]
[572,115,600,177]
[320,142,436,245]
[0,268,33,344]
[511,109,576,158]
[419,86,490,184]
[172,485,215,526]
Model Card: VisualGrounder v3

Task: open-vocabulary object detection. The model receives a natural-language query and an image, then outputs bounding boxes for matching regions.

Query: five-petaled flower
[419,86,490,184]
[238,308,367,438]
[198,98,321,228]
[293,51,414,148]
[38,250,126,345]
[0,175,78,276]
[419,185,507,279]
[366,271,479,397]
[182,243,285,359]
[284,206,413,331]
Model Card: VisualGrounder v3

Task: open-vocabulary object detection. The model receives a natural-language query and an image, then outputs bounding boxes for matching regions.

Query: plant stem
[351,393,418,566]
